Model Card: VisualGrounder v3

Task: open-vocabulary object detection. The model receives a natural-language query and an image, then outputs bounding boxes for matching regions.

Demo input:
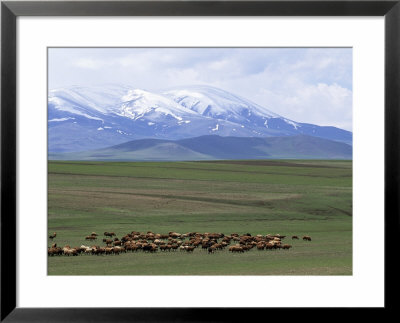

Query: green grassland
[48,159,352,275]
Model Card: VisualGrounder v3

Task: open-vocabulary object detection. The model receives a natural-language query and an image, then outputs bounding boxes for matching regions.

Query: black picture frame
[1,0,398,321]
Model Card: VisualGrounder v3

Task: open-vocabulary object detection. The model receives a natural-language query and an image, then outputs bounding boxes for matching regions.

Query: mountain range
[48,84,352,154]
[49,134,352,161]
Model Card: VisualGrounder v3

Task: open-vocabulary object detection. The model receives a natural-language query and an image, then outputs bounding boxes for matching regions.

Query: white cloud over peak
[49,47,352,131]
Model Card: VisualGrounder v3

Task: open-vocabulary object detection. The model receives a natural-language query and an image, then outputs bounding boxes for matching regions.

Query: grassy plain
[48,159,352,275]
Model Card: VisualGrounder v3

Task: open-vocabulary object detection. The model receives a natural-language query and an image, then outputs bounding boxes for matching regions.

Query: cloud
[73,58,107,69]
[258,82,353,130]
[49,48,352,130]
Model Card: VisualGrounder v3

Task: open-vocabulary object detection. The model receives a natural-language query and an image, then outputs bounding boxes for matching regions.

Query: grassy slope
[48,160,352,275]
[49,135,352,161]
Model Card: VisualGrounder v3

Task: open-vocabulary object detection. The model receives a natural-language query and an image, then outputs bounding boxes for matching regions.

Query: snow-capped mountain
[163,85,280,120]
[48,84,352,153]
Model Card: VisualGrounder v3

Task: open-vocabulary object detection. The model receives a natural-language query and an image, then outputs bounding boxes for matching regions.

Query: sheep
[142,244,153,252]
[292,236,299,240]
[256,243,265,250]
[208,233,223,240]
[48,247,62,256]
[142,244,157,253]
[121,235,132,243]
[303,236,312,241]
[105,247,114,255]
[235,246,244,253]
[201,243,210,250]
[84,247,93,255]
[49,232,57,240]
[64,248,78,256]
[229,246,244,253]
[146,233,155,240]
[92,247,105,255]
[213,243,223,250]
[103,238,113,245]
[222,236,232,243]
[169,232,181,238]
[282,244,292,250]
[131,244,140,252]
[265,243,275,250]
[112,247,122,255]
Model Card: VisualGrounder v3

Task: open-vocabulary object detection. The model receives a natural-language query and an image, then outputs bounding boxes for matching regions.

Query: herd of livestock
[48,230,312,256]
[48,231,311,256]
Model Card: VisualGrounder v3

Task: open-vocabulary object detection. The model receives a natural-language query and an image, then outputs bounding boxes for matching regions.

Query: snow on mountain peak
[49,84,132,113]
[48,84,352,153]
[115,88,198,122]
[163,85,281,120]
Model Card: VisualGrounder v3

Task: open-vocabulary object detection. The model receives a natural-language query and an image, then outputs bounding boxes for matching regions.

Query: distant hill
[49,135,352,161]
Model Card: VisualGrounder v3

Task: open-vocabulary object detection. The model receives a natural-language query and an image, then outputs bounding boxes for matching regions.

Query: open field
[48,159,352,275]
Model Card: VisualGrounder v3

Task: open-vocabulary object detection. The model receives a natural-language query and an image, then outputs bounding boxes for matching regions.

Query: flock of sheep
[48,231,311,256]
[48,230,312,256]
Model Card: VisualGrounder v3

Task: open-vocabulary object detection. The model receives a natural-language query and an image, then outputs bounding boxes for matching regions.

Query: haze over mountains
[48,84,352,156]
[50,135,352,161]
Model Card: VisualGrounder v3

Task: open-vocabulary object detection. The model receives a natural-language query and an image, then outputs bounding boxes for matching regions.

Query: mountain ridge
[49,134,352,161]
[48,84,352,153]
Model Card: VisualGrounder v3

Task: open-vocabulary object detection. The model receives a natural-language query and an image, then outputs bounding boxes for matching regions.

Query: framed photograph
[1,0,398,320]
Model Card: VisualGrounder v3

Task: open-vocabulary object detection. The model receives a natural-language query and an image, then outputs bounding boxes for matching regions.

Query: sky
[48,48,352,131]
